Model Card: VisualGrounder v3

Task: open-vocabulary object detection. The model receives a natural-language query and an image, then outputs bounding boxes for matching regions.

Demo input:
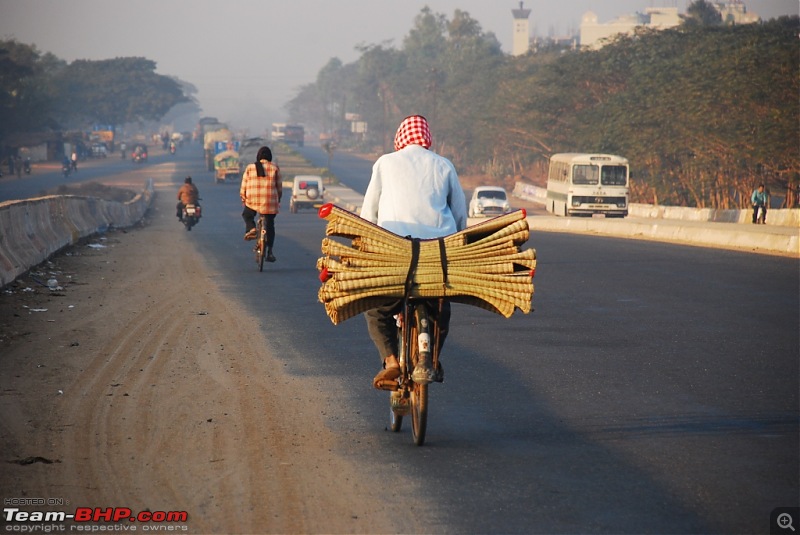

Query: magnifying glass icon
[778,513,796,532]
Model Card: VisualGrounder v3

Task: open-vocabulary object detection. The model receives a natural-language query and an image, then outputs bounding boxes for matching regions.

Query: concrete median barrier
[0,179,154,287]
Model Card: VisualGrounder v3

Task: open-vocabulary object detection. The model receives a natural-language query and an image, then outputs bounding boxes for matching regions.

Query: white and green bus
[546,153,629,218]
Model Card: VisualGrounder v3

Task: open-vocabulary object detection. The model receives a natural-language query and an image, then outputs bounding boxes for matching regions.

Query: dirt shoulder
[0,183,396,534]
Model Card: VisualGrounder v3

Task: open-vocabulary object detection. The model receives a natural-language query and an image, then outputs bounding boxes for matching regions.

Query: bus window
[573,164,599,185]
[601,165,627,186]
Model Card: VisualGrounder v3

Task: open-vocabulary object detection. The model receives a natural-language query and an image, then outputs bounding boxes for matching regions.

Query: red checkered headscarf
[394,115,432,151]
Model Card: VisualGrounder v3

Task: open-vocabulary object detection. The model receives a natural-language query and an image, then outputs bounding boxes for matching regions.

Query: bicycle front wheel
[390,403,403,432]
[411,382,428,445]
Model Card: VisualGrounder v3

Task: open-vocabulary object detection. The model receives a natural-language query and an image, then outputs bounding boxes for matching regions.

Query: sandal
[373,366,401,391]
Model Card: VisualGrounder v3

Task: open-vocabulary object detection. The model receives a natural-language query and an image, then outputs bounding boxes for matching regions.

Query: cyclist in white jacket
[361,115,467,389]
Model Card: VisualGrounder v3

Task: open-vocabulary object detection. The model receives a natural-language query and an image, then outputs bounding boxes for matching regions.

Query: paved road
[0,149,181,203]
[206,146,800,533]
[3,145,798,533]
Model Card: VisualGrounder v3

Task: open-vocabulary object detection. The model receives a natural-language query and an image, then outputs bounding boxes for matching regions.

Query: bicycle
[388,297,444,446]
[254,215,268,271]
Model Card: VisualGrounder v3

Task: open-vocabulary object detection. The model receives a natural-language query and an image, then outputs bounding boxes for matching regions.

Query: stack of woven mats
[316,203,537,325]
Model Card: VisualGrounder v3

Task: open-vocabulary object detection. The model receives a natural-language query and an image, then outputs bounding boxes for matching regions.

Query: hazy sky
[1,0,797,134]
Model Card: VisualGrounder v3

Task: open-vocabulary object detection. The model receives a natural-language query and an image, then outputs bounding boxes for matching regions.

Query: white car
[468,186,512,218]
[290,175,324,213]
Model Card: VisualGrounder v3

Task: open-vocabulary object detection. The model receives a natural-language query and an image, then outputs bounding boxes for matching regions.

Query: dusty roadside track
[0,182,398,534]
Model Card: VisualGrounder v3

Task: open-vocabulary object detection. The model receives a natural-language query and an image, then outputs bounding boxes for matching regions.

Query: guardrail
[0,179,155,287]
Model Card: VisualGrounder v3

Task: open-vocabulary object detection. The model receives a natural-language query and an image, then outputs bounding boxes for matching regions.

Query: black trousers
[365,299,451,362]
[752,203,767,223]
[242,207,276,248]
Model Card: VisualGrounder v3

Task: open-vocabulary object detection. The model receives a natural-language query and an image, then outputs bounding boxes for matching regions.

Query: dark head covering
[255,146,272,177]
[184,176,192,184]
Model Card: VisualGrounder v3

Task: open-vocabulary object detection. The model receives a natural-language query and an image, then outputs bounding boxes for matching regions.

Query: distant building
[511,1,531,56]
[713,0,760,24]
[580,7,681,49]
[579,1,761,50]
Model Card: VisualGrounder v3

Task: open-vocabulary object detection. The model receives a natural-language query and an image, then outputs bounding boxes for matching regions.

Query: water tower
[511,1,531,56]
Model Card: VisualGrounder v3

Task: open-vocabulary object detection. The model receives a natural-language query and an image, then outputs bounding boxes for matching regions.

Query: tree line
[286,5,799,208]
[0,39,193,152]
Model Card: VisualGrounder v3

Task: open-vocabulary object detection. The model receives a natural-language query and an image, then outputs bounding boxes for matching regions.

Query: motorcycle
[182,203,201,231]
[62,162,71,177]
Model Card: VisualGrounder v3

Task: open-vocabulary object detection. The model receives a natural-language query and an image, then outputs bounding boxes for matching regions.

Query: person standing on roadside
[240,146,282,262]
[751,183,768,224]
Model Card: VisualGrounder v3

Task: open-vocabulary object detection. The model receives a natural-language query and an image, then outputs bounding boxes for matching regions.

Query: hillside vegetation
[287,9,799,208]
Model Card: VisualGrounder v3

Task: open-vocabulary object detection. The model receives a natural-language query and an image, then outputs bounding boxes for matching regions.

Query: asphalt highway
[2,145,797,533]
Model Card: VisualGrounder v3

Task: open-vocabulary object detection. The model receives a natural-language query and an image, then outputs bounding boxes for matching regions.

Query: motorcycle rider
[176,176,200,221]
[360,115,467,389]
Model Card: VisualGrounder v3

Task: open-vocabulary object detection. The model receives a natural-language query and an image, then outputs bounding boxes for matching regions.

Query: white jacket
[360,145,467,239]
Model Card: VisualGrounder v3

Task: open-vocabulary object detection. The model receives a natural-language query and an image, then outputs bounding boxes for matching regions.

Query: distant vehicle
[131,143,148,163]
[214,150,240,184]
[468,186,512,218]
[546,153,629,218]
[91,143,108,158]
[90,125,115,152]
[271,123,304,147]
[203,128,233,171]
[290,175,324,213]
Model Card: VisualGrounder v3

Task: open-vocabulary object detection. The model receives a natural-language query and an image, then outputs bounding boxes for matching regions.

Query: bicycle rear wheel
[255,219,266,271]
[410,305,430,446]
[258,237,266,271]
